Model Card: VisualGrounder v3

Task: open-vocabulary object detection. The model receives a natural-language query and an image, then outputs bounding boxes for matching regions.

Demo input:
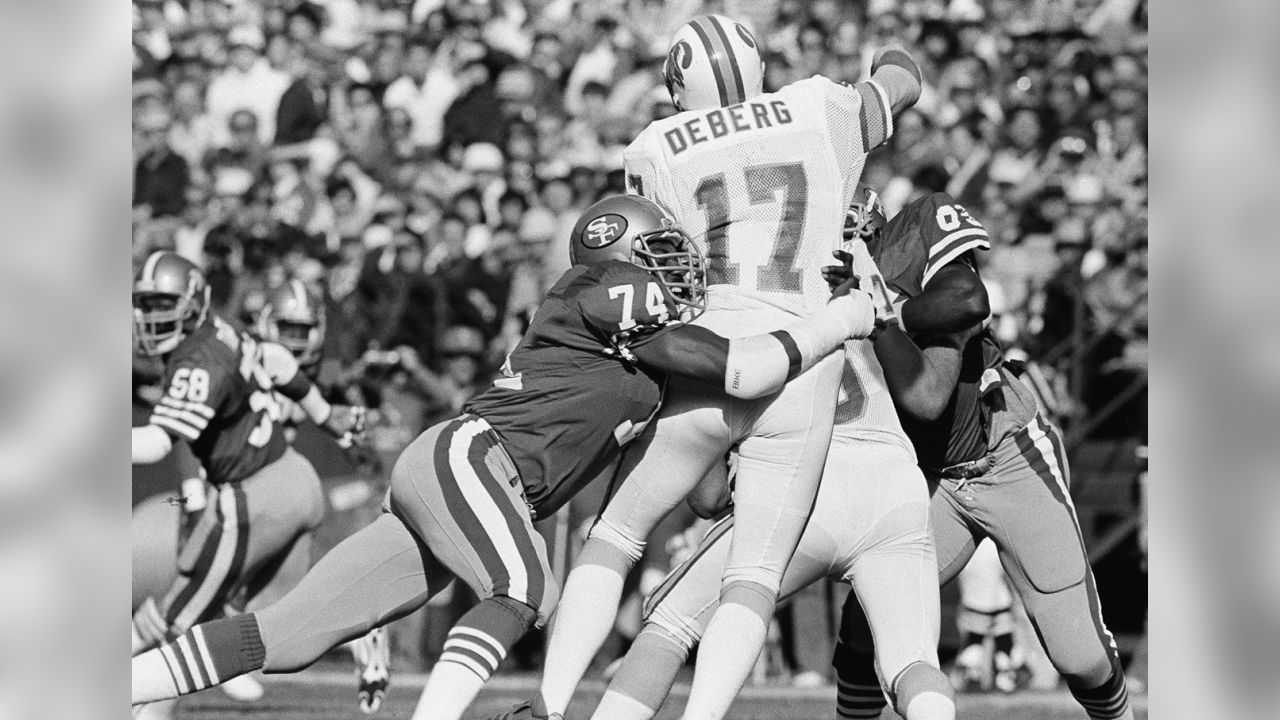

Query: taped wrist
[789,291,875,355]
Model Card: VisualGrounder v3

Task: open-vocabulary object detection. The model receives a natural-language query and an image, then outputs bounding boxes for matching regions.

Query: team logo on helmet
[582,213,628,248]
[664,40,692,106]
[735,23,757,48]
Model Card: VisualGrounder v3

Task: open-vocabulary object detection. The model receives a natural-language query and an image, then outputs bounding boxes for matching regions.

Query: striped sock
[832,641,888,719]
[154,614,265,697]
[437,597,534,682]
[1069,665,1131,720]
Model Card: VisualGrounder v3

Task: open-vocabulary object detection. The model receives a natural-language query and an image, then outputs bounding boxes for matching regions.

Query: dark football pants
[254,414,559,672]
[150,448,325,639]
[840,414,1123,689]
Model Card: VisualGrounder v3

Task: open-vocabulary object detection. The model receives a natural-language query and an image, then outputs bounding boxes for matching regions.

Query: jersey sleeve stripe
[153,404,211,430]
[928,227,991,258]
[922,240,989,287]
[151,414,202,441]
[854,81,892,151]
[688,18,731,107]
[159,397,216,418]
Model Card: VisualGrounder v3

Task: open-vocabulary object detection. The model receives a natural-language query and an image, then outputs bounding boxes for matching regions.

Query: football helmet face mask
[256,279,326,368]
[133,252,210,356]
[845,183,888,253]
[570,195,707,318]
[664,14,764,111]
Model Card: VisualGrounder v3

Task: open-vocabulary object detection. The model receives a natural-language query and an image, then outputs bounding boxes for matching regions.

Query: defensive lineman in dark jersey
[831,190,1134,720]
[131,195,878,720]
[131,252,366,661]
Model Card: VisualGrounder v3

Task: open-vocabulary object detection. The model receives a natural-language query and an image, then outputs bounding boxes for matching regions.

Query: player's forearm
[873,327,963,421]
[132,425,174,465]
[298,384,333,425]
[724,291,875,398]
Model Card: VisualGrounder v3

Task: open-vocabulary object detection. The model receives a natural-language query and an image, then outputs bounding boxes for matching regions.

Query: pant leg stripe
[448,419,530,602]
[643,515,735,619]
[168,485,242,633]
[466,428,546,608]
[431,419,509,593]
[162,499,224,627]
[207,483,252,625]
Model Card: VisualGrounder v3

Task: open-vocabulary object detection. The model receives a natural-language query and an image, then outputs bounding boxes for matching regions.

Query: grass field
[175,670,1148,720]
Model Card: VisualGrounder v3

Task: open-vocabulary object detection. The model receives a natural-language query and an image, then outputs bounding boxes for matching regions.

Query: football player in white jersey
[583,187,955,720]
[500,16,925,720]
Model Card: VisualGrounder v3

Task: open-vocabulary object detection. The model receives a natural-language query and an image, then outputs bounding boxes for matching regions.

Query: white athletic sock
[679,603,769,720]
[411,661,486,720]
[132,649,180,705]
[538,561,629,715]
[591,690,660,720]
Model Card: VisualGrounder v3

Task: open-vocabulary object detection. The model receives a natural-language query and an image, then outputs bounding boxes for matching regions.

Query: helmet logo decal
[735,23,757,48]
[664,40,691,106]
[582,213,628,249]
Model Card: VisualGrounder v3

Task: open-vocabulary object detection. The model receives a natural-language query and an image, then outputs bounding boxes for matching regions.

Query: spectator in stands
[134,105,189,220]
[205,25,290,147]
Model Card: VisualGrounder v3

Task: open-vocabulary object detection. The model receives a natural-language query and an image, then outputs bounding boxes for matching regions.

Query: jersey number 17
[695,161,808,294]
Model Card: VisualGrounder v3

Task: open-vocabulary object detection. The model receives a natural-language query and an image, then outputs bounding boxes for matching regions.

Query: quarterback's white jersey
[832,242,915,457]
[624,75,895,325]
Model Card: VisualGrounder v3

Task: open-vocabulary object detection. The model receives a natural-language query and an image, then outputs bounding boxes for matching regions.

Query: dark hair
[911,165,950,194]
[498,190,528,211]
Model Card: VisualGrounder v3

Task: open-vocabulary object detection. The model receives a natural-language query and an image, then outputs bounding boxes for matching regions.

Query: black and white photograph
[127,1,1155,718]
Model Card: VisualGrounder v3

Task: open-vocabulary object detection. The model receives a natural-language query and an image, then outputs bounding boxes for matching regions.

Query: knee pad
[586,519,647,565]
[891,661,954,717]
[720,580,778,624]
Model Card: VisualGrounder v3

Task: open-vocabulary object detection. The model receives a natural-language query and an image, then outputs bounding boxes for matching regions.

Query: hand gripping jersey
[872,192,1038,468]
[464,261,682,517]
[832,241,915,457]
[150,315,303,484]
[624,75,895,324]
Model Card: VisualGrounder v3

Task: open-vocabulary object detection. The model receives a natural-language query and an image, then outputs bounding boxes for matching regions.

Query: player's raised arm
[630,284,875,399]
[866,46,923,116]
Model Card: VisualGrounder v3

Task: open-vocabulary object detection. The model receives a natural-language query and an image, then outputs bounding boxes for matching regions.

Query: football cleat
[353,627,391,714]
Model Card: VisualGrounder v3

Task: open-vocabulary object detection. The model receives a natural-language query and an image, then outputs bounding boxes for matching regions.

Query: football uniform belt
[931,453,995,480]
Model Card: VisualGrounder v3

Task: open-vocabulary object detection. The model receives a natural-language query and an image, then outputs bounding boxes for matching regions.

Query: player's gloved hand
[323,404,368,448]
[822,249,856,294]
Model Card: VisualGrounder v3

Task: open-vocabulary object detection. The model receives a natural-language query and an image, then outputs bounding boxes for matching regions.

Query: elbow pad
[723,292,875,399]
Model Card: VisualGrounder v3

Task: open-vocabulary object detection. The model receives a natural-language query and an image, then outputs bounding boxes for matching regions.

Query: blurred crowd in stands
[132,0,1146,436]
[132,0,1147,679]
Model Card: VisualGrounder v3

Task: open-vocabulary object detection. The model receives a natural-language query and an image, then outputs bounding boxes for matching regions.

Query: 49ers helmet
[255,278,326,368]
[664,15,764,111]
[133,251,210,356]
[844,183,888,250]
[570,195,706,316]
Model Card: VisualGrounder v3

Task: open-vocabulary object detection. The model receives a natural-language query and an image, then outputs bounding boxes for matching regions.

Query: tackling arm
[630,288,875,399]
[872,326,968,422]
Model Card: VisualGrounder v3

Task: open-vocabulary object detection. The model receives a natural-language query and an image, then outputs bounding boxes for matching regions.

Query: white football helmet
[663,15,764,111]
